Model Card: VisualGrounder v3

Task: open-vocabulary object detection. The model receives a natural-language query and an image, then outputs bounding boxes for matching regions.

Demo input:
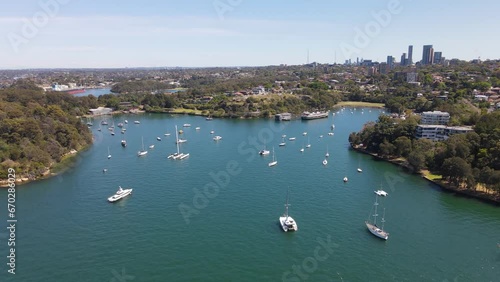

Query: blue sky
[0,0,498,68]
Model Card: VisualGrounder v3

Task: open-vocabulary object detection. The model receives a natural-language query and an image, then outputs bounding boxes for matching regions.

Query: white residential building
[89,107,112,116]
[416,125,473,141]
[420,111,450,125]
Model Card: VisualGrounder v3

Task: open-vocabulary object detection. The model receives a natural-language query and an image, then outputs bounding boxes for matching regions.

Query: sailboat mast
[381,208,386,230]
[284,190,289,218]
[175,125,180,154]
[373,195,379,226]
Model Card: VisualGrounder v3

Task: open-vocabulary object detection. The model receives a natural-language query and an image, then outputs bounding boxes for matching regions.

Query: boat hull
[108,189,132,202]
[279,216,298,232]
[365,221,389,240]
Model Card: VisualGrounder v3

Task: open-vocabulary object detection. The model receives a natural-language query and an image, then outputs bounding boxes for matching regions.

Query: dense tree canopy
[0,81,92,180]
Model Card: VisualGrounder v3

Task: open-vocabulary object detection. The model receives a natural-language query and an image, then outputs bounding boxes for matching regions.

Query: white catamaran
[168,125,189,160]
[279,190,298,232]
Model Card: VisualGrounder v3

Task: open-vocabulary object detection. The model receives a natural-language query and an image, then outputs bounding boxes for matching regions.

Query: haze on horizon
[0,0,498,69]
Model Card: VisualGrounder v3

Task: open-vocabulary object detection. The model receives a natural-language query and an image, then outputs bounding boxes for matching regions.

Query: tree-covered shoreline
[0,81,93,183]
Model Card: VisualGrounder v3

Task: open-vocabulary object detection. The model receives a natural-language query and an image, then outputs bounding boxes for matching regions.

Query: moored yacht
[213,135,222,141]
[108,186,133,203]
[279,190,298,232]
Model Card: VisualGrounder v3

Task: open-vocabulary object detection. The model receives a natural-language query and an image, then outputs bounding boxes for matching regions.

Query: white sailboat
[357,160,362,172]
[365,194,389,240]
[279,190,297,232]
[306,137,311,148]
[325,145,329,158]
[279,137,286,147]
[268,147,277,167]
[168,125,189,160]
[107,147,111,159]
[137,137,148,156]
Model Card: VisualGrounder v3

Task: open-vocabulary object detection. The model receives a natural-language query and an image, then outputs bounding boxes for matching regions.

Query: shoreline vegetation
[351,145,500,205]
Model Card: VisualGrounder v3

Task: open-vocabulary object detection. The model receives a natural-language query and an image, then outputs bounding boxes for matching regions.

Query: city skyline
[0,0,499,69]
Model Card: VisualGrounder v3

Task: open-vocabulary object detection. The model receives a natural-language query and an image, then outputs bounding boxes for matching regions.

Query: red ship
[66,89,86,95]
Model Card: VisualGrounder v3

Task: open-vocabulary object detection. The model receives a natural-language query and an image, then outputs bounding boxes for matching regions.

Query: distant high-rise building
[387,56,395,69]
[434,52,442,64]
[407,45,413,65]
[422,45,434,65]
[400,53,407,66]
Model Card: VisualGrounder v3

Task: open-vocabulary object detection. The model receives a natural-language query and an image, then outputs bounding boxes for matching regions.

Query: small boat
[206,116,213,121]
[178,129,184,134]
[302,132,307,136]
[195,127,201,130]
[157,137,161,141]
[134,121,140,124]
[279,137,286,147]
[110,131,115,136]
[124,120,128,124]
[300,148,304,152]
[97,127,101,132]
[213,136,222,141]
[365,194,389,240]
[331,124,335,130]
[210,130,215,134]
[322,159,328,166]
[121,140,127,147]
[325,145,329,158]
[268,147,277,167]
[374,190,388,197]
[137,137,148,156]
[149,145,155,149]
[319,135,323,138]
[121,130,125,134]
[343,177,348,182]
[108,186,133,203]
[288,137,296,141]
[164,133,171,136]
[259,148,270,155]
[279,190,297,232]
[357,168,363,173]
[328,132,334,136]
[101,120,108,125]
[107,147,111,159]
[306,137,311,148]
[103,168,107,173]
[183,124,191,127]
[117,123,124,128]
[176,139,187,144]
[282,134,286,138]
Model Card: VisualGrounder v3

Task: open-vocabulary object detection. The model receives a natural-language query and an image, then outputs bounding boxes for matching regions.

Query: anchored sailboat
[137,137,148,156]
[279,190,297,232]
[268,147,277,167]
[168,125,189,160]
[365,194,389,240]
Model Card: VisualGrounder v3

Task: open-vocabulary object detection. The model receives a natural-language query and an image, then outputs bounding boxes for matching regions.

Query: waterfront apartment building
[416,125,473,141]
[422,45,434,65]
[420,111,450,125]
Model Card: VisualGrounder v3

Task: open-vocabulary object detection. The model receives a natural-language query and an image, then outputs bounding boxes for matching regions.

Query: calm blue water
[0,108,499,282]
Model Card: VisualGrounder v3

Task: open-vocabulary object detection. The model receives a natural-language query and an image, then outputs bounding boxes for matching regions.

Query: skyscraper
[400,53,407,66]
[422,45,434,65]
[387,56,395,69]
[433,52,442,64]
[407,45,413,65]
